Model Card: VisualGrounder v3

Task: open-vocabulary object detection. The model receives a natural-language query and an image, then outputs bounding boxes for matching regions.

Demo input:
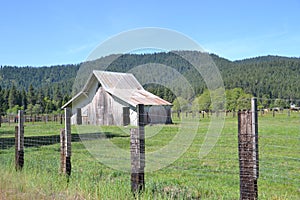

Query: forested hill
[0,51,300,114]
[221,55,300,99]
[0,64,80,95]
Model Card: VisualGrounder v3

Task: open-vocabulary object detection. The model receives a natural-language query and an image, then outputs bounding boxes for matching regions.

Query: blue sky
[0,0,299,66]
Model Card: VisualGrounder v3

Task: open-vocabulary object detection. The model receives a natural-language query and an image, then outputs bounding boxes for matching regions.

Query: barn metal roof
[94,71,171,106]
[93,70,143,91]
[62,70,172,108]
[111,88,171,106]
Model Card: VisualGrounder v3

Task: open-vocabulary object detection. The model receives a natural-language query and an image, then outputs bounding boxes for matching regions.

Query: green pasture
[0,111,299,199]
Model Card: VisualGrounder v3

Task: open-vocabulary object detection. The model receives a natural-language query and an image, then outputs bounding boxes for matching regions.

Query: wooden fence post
[238,98,259,200]
[251,98,259,180]
[76,108,82,125]
[130,104,145,194]
[60,128,66,173]
[15,110,24,170]
[60,108,72,176]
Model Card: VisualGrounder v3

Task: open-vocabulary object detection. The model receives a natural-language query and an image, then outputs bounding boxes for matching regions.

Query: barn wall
[72,95,91,115]
[144,105,172,124]
[88,87,113,125]
[111,96,130,126]
[130,109,138,126]
[112,95,137,126]
[69,85,172,126]
[70,114,77,125]
[84,87,135,126]
[71,78,100,116]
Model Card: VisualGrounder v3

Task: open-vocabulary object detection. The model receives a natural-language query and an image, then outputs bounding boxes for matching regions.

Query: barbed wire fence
[0,97,299,199]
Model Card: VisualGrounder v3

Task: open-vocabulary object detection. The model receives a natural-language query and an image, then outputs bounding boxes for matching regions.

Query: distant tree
[236,93,252,110]
[163,87,175,103]
[172,97,189,112]
[0,86,4,114]
[26,103,34,116]
[8,85,18,109]
[20,88,27,109]
[226,88,244,111]
[36,89,45,113]
[192,90,211,112]
[32,104,42,115]
[27,84,36,105]
[273,98,289,108]
[2,89,9,112]
[53,86,63,109]
[225,88,252,111]
[155,87,164,99]
[62,94,70,107]
[7,105,23,115]
[210,88,225,111]
[44,97,55,113]
[260,94,270,108]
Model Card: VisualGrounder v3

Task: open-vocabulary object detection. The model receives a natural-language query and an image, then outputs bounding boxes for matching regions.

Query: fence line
[0,114,64,124]
[0,97,299,198]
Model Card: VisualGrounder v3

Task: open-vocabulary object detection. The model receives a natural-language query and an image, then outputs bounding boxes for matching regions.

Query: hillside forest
[0,51,299,115]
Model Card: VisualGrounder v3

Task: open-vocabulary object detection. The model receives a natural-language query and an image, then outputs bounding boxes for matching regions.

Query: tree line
[0,84,70,115]
[97,52,300,103]
[172,88,291,113]
[1,51,299,115]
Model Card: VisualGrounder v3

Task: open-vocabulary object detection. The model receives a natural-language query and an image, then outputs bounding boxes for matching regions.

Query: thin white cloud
[67,43,95,55]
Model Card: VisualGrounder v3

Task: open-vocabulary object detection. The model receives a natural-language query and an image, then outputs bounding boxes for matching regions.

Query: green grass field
[0,111,299,199]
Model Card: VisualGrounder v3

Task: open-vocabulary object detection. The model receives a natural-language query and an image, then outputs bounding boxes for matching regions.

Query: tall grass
[0,111,299,199]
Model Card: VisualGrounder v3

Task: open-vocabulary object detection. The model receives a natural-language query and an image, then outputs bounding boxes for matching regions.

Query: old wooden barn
[62,70,172,126]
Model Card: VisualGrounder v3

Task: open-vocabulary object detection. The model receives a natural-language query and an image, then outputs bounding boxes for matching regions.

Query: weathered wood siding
[71,80,99,115]
[73,87,133,126]
[70,86,172,126]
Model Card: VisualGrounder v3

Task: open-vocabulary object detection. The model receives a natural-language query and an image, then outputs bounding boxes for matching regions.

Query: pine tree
[0,86,4,114]
[8,85,17,109]
[53,85,63,109]
[27,84,36,105]
[2,89,9,112]
[21,88,27,109]
[36,89,45,113]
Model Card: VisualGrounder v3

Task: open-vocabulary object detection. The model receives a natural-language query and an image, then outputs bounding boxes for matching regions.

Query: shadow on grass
[0,132,128,150]
[0,130,15,137]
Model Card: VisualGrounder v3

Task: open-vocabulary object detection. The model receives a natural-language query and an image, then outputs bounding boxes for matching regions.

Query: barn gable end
[62,71,172,126]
